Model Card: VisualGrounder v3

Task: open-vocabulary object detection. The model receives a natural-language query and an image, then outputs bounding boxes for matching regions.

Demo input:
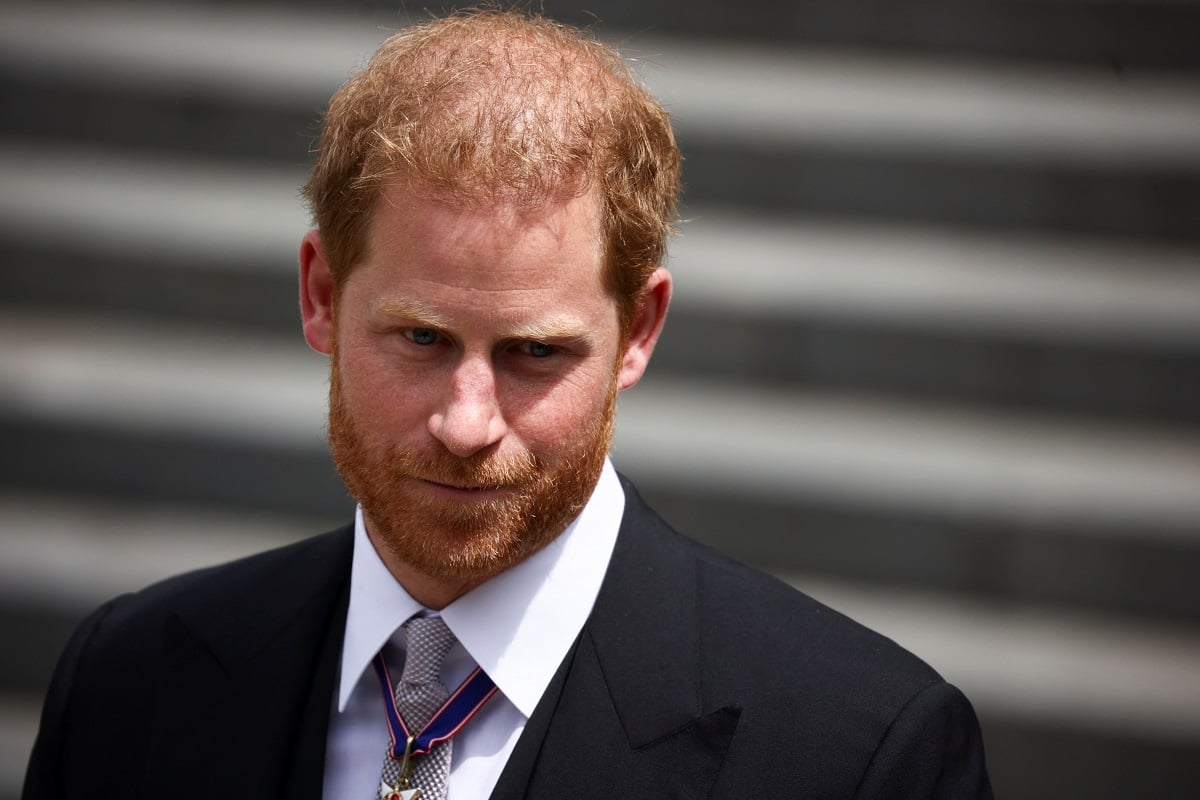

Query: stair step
[0,493,313,610]
[537,0,1200,71]
[675,210,1200,343]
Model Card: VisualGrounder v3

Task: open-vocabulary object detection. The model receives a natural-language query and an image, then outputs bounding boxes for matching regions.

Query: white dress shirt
[322,459,624,800]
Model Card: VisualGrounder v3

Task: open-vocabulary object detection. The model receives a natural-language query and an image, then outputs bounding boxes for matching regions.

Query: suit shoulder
[678,532,981,785]
[25,526,354,799]
[618,479,941,694]
[695,541,939,685]
[73,526,352,660]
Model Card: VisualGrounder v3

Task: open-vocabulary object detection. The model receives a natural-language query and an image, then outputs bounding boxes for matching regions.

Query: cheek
[336,348,432,433]
[505,370,614,449]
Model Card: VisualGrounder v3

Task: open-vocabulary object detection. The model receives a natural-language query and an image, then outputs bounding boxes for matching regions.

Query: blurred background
[2,1,1199,797]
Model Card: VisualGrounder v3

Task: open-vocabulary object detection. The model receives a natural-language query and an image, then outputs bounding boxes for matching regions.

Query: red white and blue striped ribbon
[372,651,499,758]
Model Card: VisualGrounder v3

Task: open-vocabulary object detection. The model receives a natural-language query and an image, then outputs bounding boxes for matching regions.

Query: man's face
[324,184,625,585]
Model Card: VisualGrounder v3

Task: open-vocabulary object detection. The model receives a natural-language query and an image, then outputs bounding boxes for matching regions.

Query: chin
[367,493,572,582]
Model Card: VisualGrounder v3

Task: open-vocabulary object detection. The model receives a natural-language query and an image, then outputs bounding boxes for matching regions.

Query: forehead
[361,182,605,289]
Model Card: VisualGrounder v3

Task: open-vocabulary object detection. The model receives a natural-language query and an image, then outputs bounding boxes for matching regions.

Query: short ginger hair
[302,8,681,334]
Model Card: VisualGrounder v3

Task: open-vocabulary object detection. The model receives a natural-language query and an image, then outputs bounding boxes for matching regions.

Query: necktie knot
[398,616,456,732]
[401,615,456,686]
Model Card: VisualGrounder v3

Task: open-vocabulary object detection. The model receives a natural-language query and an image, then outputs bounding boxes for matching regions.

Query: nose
[427,355,507,457]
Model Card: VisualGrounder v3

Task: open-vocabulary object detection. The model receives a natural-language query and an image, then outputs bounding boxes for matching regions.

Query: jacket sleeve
[22,597,123,800]
[853,680,993,800]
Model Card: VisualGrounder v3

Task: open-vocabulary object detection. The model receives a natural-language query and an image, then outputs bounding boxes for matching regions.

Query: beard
[327,355,616,584]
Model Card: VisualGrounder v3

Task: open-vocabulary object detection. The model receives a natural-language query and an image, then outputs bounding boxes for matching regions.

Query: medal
[380,784,420,800]
[380,736,421,799]
[380,785,420,800]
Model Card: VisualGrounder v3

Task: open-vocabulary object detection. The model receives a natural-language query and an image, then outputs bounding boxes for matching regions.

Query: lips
[429,480,502,491]
[418,478,515,498]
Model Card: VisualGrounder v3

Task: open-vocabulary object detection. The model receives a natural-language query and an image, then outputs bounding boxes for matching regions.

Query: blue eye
[526,342,556,358]
[408,328,438,345]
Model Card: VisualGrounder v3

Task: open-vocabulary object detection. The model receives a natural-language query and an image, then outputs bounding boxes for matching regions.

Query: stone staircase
[2,2,1199,798]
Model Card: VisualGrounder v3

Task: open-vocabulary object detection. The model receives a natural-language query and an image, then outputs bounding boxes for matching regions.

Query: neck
[385,559,486,611]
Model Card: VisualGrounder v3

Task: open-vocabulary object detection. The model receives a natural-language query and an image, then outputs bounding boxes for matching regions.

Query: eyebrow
[374,298,595,343]
[373,298,452,329]
[508,317,594,342]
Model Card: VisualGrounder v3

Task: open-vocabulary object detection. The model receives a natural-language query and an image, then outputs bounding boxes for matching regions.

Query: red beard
[327,355,616,583]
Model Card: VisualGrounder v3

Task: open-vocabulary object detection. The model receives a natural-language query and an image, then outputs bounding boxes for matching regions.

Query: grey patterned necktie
[379,615,457,800]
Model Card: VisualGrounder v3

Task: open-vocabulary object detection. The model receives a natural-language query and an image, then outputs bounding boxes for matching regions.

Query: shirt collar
[337,505,422,712]
[337,458,624,717]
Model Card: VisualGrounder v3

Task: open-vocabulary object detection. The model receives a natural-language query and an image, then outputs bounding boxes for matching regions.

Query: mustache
[386,447,541,489]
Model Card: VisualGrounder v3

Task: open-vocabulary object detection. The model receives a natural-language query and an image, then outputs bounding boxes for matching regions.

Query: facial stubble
[327,351,617,584]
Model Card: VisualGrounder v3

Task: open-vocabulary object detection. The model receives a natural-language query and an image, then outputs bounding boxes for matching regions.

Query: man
[24,9,991,800]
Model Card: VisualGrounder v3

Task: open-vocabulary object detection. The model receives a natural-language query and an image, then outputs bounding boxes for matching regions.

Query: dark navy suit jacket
[24,479,992,799]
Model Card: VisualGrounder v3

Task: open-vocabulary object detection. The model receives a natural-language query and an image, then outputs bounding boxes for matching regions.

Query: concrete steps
[4,3,1198,240]
[3,2,1198,797]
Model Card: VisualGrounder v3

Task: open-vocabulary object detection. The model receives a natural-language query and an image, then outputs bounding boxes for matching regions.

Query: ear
[617,267,672,390]
[299,229,335,355]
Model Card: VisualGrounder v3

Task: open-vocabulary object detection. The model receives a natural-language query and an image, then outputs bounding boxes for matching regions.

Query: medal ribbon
[373,651,499,759]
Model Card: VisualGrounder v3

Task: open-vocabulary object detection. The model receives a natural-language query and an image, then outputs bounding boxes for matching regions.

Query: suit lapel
[491,480,739,799]
[142,528,352,800]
